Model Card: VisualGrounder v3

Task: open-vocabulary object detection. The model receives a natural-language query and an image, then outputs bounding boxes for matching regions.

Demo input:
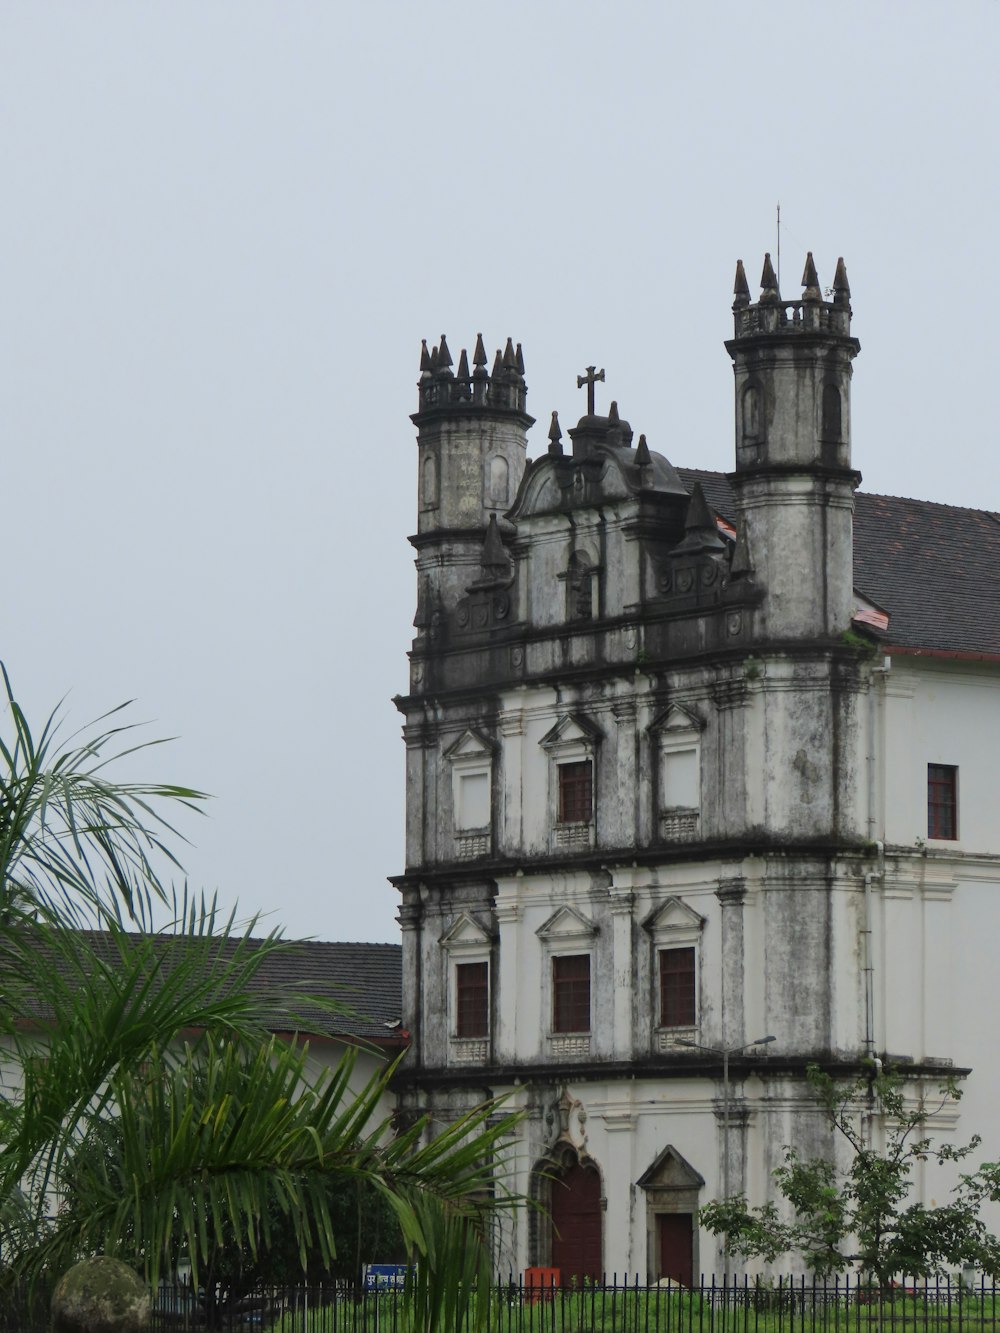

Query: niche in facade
[443,729,496,859]
[649,705,704,842]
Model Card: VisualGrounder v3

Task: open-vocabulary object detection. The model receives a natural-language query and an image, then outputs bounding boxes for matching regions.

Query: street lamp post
[676,1034,776,1282]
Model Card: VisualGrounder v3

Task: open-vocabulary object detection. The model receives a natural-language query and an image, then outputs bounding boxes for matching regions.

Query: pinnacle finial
[733,259,751,309]
[457,348,470,378]
[481,514,509,572]
[685,482,717,535]
[503,337,516,370]
[515,342,525,376]
[635,433,651,467]
[419,338,431,373]
[437,334,453,371]
[801,252,822,303]
[608,400,620,425]
[760,253,780,303]
[491,349,503,377]
[833,256,851,306]
[429,343,439,371]
[473,333,488,368]
[548,410,563,455]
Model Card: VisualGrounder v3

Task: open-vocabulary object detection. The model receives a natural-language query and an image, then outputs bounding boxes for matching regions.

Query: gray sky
[2,3,996,943]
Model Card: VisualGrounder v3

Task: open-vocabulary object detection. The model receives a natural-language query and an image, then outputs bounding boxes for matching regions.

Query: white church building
[390,253,1000,1283]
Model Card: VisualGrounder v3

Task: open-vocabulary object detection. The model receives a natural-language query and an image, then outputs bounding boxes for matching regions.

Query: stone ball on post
[51,1256,150,1333]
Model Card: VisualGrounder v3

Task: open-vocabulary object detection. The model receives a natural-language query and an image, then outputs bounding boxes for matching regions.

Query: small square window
[558,761,593,824]
[927,764,958,840]
[552,954,590,1033]
[659,947,696,1028]
[455,961,489,1038]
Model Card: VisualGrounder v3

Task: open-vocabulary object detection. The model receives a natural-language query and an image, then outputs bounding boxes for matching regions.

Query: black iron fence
[8,1274,1000,1333]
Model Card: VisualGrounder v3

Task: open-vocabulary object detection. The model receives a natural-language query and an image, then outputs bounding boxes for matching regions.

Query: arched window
[742,383,762,441]
[565,551,595,621]
[487,455,509,506]
[421,452,438,508]
[822,383,842,442]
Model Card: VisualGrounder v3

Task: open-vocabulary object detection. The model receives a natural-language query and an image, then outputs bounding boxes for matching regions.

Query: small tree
[0,667,523,1330]
[699,1064,1000,1284]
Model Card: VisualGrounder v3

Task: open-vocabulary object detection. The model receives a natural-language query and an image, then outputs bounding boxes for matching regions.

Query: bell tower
[410,334,533,624]
[726,253,861,641]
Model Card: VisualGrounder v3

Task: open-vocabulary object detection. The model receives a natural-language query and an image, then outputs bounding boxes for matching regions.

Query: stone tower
[394,258,883,1282]
[410,334,533,657]
[728,253,860,641]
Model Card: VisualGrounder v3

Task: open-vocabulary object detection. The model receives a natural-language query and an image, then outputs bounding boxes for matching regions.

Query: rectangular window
[552,954,591,1033]
[455,961,489,1038]
[558,761,593,824]
[661,747,699,808]
[659,947,696,1028]
[457,772,489,830]
[928,764,958,840]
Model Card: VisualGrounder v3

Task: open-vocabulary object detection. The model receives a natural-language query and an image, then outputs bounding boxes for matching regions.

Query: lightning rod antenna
[776,202,781,291]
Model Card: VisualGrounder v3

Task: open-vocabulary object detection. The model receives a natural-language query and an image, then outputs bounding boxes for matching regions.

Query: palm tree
[0,667,519,1326]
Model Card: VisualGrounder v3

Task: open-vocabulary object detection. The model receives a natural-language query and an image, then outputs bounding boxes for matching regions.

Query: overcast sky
[1,4,996,943]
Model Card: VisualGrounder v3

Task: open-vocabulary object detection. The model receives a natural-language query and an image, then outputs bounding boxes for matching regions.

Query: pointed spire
[457,348,470,378]
[730,522,754,577]
[473,514,513,587]
[671,482,726,555]
[548,410,563,456]
[760,252,780,303]
[801,252,822,303]
[491,349,503,377]
[437,334,453,371]
[473,332,488,369]
[685,482,718,535]
[833,256,851,306]
[429,343,439,371]
[733,259,750,309]
[635,433,651,467]
[503,337,516,370]
[413,574,432,629]
[482,514,508,568]
[608,400,620,425]
[419,339,431,373]
[515,342,525,376]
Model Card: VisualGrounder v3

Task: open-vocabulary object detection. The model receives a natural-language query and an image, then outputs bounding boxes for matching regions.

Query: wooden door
[657,1213,693,1287]
[549,1160,602,1283]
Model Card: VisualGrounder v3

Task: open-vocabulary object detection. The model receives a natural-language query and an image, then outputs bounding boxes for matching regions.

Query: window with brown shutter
[455,961,489,1038]
[927,764,958,840]
[659,947,696,1028]
[558,761,593,824]
[552,954,591,1033]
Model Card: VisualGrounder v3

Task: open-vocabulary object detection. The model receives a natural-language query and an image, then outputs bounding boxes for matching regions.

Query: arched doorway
[549,1156,603,1283]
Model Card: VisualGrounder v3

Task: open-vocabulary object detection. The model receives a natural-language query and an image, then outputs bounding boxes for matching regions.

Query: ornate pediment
[439,912,494,949]
[536,905,598,942]
[648,704,705,736]
[540,712,602,751]
[636,1144,705,1191]
[443,729,497,762]
[642,896,706,937]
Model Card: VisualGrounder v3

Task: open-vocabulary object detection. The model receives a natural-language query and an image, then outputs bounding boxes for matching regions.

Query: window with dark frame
[927,764,958,840]
[659,947,696,1028]
[552,954,591,1033]
[558,760,593,824]
[455,961,489,1038]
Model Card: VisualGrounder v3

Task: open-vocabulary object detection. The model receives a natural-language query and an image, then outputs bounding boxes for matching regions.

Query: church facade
[391,255,1000,1281]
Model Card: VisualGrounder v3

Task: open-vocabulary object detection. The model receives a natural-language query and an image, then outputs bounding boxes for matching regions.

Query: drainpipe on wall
[864,657,890,1059]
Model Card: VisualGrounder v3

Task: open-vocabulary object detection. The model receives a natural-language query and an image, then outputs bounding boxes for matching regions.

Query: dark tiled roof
[246,939,404,1043]
[677,468,1000,658]
[15,933,403,1046]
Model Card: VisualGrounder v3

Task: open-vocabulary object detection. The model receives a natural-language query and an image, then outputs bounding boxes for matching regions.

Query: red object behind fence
[524,1267,560,1301]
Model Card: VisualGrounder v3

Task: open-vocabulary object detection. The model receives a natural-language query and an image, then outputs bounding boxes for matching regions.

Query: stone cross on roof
[576,364,605,415]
